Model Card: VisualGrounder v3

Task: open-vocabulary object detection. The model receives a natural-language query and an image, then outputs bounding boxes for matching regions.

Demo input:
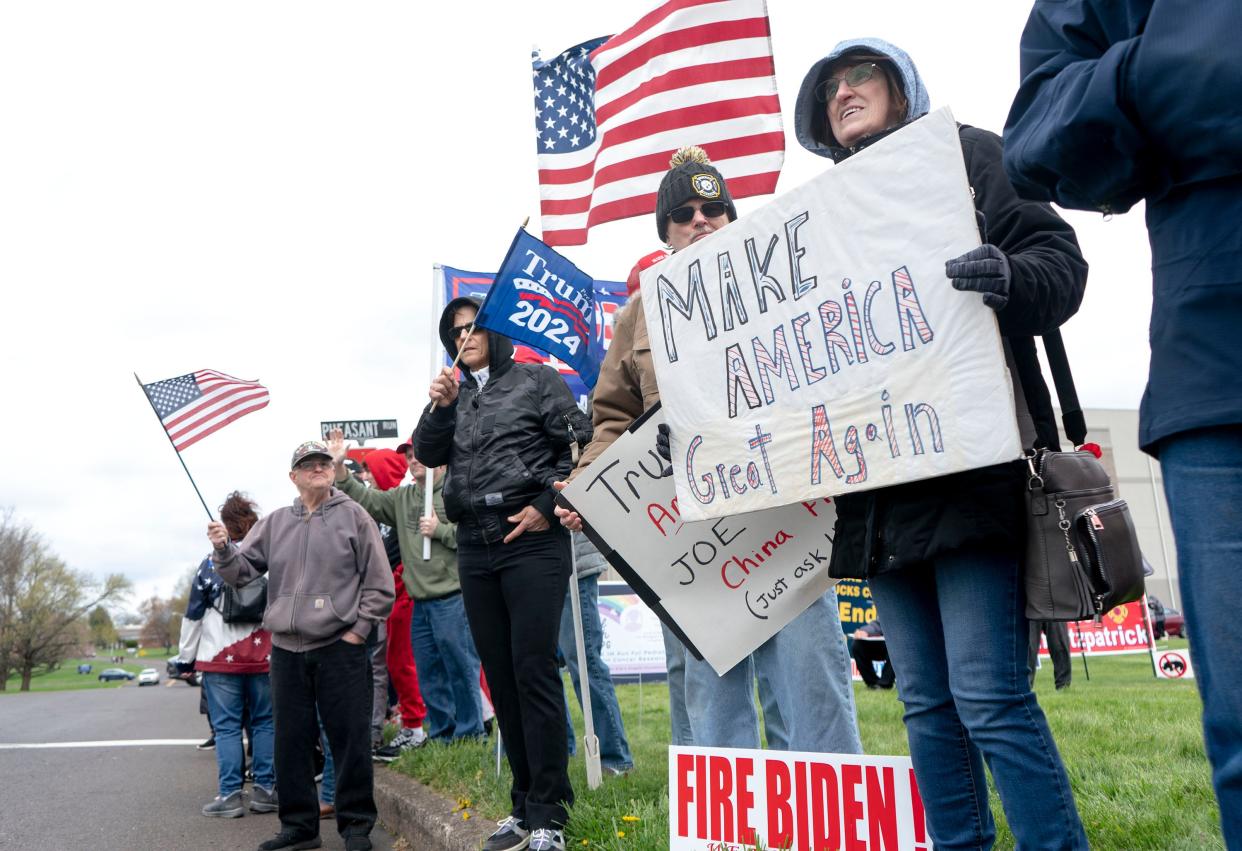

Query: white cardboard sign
[558,404,837,675]
[641,108,1022,521]
[1155,648,1195,680]
[669,746,930,851]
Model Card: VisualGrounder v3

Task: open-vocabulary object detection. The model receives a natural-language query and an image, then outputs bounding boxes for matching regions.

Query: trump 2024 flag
[474,229,604,388]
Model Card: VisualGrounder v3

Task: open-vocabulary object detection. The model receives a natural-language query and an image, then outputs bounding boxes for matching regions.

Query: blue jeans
[1159,426,1242,847]
[319,719,334,807]
[411,593,484,741]
[661,622,694,746]
[869,549,1087,851]
[683,589,862,753]
[203,672,275,796]
[559,573,634,770]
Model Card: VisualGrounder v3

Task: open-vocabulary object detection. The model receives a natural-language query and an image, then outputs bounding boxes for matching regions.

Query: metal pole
[1140,594,1161,678]
[1072,621,1090,681]
[1147,455,1178,609]
[424,266,445,560]
[134,372,214,521]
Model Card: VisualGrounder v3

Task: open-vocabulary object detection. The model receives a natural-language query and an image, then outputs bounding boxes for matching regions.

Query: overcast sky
[0,1,1155,614]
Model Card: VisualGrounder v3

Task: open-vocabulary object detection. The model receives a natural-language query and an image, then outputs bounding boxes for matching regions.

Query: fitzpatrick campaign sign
[474,229,606,388]
[640,108,1023,522]
[670,747,930,851]
[558,402,838,675]
[438,265,626,410]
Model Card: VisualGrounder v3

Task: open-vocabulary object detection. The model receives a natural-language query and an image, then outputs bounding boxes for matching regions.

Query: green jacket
[337,473,461,600]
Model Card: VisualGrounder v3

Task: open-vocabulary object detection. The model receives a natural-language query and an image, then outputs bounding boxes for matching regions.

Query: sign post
[319,420,399,446]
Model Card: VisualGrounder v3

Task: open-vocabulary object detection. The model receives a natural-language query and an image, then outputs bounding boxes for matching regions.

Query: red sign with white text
[670,747,930,851]
[1038,602,1150,657]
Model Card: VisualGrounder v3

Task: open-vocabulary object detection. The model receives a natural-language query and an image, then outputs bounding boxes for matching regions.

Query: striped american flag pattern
[534,0,784,246]
[141,369,270,451]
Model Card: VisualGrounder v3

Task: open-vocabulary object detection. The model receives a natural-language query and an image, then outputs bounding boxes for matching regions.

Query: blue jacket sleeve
[1002,0,1165,213]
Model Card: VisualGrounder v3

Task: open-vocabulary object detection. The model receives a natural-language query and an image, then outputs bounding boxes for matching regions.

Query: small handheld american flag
[140,369,270,452]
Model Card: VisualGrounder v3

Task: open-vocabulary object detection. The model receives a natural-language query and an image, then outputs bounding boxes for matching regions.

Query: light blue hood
[794,38,931,160]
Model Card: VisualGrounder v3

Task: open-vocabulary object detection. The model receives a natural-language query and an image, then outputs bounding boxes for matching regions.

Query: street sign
[319,419,399,443]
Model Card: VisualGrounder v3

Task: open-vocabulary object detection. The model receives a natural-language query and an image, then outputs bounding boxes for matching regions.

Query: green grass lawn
[2,650,176,693]
[389,638,1223,850]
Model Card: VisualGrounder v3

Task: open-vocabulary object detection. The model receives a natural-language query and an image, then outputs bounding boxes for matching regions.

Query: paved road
[0,681,398,851]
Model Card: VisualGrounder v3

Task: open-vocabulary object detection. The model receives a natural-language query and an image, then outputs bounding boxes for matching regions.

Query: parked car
[98,668,135,682]
[137,668,159,686]
[1148,596,1186,640]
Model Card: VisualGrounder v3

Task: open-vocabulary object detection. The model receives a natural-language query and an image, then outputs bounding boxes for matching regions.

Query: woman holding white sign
[792,39,1089,850]
[557,149,863,758]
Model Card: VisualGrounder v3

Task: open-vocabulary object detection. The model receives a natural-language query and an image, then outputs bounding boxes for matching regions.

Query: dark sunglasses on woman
[668,201,728,224]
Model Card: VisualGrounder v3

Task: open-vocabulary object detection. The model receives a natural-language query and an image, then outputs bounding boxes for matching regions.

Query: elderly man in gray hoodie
[208,439,395,851]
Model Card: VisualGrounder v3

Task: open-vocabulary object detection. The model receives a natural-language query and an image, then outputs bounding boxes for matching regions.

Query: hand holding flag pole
[420,217,533,418]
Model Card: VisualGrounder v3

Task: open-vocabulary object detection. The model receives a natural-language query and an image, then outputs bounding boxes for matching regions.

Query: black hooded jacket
[414,297,593,546]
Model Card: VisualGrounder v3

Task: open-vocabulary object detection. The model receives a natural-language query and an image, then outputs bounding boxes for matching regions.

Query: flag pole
[134,372,215,521]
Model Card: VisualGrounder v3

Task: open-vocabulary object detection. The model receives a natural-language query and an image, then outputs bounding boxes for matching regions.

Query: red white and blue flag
[141,369,270,451]
[474,229,606,388]
[533,0,784,246]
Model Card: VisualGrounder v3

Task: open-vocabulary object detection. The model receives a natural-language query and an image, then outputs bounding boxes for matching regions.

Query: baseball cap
[396,432,416,454]
[290,440,332,470]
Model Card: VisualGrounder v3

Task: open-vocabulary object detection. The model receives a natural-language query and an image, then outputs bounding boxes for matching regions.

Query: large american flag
[534,0,784,246]
[141,369,270,451]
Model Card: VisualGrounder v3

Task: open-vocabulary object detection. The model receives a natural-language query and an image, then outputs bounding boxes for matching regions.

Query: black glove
[946,244,1010,311]
[656,423,672,476]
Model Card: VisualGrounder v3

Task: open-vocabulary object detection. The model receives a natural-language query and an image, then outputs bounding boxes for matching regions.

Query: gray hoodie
[214,488,395,653]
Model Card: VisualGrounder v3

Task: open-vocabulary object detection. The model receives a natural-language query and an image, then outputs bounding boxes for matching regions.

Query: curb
[375,766,494,851]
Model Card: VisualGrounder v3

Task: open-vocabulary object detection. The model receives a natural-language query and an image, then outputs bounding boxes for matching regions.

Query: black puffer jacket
[794,39,1088,579]
[415,297,593,546]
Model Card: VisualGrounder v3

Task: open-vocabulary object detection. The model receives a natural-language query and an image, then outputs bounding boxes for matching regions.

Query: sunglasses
[295,458,333,471]
[668,201,728,224]
[814,62,881,102]
[450,323,477,339]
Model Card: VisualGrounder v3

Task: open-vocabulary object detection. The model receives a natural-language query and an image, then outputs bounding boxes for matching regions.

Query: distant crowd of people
[174,6,1240,850]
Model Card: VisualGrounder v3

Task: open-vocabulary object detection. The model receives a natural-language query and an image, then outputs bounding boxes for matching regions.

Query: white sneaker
[483,816,530,851]
[390,725,427,751]
[528,829,564,851]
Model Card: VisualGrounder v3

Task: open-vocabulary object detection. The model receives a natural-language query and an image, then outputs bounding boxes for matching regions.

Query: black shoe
[343,832,373,851]
[197,736,216,750]
[482,816,530,851]
[483,717,495,737]
[372,742,401,763]
[257,831,321,851]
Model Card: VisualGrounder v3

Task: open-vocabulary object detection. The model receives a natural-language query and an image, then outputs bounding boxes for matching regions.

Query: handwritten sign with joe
[640,108,1022,522]
[557,403,837,675]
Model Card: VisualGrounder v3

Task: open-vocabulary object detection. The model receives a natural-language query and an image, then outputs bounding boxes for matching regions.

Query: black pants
[458,528,573,830]
[1027,620,1072,689]
[851,638,895,688]
[270,640,375,839]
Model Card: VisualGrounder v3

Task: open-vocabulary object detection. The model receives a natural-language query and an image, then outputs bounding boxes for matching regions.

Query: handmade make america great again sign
[558,403,837,676]
[641,108,1022,521]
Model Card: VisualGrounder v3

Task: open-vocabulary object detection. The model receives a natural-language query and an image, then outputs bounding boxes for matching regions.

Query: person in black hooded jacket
[792,38,1089,850]
[415,296,592,851]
